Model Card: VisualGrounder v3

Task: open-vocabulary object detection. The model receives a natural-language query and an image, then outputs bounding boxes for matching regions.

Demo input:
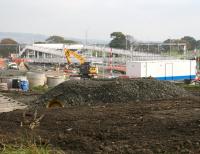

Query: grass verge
[1,144,65,154]
[31,85,49,93]
[177,83,200,91]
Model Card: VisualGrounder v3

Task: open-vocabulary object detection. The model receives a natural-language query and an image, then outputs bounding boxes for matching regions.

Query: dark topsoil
[0,79,200,154]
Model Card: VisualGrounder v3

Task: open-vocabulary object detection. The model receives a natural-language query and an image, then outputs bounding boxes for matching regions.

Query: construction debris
[34,78,189,108]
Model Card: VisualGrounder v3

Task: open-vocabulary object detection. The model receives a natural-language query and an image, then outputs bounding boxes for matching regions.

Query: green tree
[162,38,189,54]
[46,36,65,43]
[63,39,77,44]
[34,41,46,44]
[181,36,196,50]
[109,32,130,49]
[126,35,135,44]
[163,39,178,52]
[0,38,18,57]
[46,35,77,44]
[196,40,200,49]
[0,38,17,44]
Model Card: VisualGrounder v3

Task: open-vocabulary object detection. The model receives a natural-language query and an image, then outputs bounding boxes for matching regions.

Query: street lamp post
[126,36,127,50]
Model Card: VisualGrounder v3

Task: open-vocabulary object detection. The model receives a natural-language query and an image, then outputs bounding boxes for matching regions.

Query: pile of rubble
[34,78,189,108]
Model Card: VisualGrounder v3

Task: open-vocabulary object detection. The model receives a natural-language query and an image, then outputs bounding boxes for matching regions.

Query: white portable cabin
[126,60,196,80]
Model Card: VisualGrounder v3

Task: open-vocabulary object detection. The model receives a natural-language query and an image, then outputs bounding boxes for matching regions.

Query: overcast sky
[0,0,200,41]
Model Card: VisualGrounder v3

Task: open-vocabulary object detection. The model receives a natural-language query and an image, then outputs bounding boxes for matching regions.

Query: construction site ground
[0,85,200,153]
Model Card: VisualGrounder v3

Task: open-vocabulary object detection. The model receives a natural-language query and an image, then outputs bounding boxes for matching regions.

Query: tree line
[0,38,18,57]
[1,33,200,57]
[35,36,77,44]
[109,32,200,52]
[0,36,77,57]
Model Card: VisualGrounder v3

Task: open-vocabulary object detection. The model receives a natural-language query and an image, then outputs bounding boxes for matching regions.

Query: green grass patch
[177,83,200,91]
[0,128,64,154]
[1,142,64,154]
[31,85,49,93]
[1,144,51,154]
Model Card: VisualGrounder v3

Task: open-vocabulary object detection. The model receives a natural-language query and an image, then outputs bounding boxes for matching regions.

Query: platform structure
[18,44,176,65]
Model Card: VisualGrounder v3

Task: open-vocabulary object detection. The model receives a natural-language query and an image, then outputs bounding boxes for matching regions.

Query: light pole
[125,35,128,50]
[85,29,88,47]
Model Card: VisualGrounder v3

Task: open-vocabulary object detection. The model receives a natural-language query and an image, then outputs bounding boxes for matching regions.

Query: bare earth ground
[0,90,200,153]
[1,91,42,105]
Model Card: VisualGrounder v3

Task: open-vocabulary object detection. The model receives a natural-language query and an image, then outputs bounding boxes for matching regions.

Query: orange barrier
[0,58,6,69]
[12,58,30,64]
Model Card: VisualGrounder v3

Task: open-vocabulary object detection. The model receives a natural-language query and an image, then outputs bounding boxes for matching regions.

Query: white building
[126,60,196,80]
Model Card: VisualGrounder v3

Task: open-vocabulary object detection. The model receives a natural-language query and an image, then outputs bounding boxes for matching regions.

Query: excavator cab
[64,49,98,78]
[79,62,98,78]
[89,66,98,74]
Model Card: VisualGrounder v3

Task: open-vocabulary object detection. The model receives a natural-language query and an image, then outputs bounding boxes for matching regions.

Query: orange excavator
[64,49,98,78]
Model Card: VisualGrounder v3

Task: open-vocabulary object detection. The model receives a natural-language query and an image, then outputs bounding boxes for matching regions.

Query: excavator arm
[64,49,85,65]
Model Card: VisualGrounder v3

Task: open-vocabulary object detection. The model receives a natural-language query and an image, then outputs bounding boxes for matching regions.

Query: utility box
[126,60,196,80]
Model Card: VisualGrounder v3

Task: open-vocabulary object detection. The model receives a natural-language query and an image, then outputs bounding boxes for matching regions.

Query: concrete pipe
[46,99,64,108]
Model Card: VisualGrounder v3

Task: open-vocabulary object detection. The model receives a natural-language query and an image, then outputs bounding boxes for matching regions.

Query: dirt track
[1,95,200,153]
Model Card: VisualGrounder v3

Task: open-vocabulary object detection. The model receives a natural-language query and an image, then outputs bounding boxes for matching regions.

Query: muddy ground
[0,88,199,153]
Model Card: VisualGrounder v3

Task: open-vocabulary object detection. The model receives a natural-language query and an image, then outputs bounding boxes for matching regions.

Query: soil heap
[34,78,188,108]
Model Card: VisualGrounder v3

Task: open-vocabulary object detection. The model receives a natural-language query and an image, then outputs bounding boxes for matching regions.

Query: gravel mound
[34,78,188,107]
